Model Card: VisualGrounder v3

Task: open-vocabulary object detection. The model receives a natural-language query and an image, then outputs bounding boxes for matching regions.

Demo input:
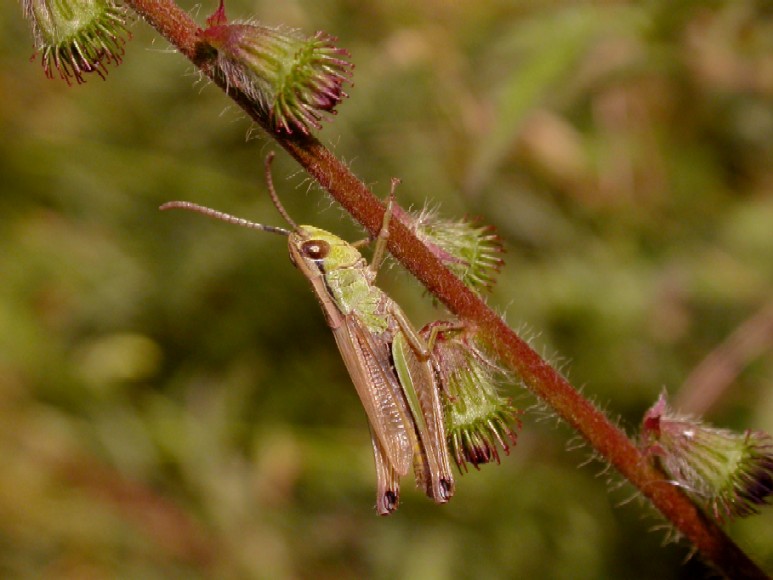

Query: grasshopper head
[288,226,363,278]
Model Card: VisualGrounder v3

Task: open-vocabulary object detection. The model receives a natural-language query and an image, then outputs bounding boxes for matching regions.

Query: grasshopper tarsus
[389,177,402,196]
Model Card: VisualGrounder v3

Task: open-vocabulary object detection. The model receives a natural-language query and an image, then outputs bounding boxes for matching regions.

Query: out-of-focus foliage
[1,0,772,577]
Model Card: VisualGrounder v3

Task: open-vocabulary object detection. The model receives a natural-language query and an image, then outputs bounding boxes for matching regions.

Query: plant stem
[126,1,768,576]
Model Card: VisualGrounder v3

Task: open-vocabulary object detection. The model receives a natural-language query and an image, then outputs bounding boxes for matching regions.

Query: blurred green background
[1,0,772,577]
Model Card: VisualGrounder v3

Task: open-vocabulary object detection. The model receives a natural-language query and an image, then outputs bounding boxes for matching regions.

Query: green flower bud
[197,1,352,135]
[641,393,773,522]
[422,322,520,472]
[21,0,131,84]
[401,206,504,295]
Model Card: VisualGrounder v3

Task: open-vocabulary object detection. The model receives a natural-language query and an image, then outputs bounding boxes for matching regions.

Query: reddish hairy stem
[125,1,767,576]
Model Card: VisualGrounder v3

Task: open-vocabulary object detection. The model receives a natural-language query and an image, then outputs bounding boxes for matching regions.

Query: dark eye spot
[301,239,330,260]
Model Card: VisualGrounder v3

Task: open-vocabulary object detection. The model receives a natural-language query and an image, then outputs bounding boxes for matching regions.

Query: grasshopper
[161,153,454,514]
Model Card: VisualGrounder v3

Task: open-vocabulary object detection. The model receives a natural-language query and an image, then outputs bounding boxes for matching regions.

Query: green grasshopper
[160,153,454,514]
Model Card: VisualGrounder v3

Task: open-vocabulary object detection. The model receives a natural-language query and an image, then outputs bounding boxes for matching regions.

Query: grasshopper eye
[301,239,330,260]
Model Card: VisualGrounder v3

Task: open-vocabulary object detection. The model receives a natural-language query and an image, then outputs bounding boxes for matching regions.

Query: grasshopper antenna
[159,201,291,237]
[264,152,300,232]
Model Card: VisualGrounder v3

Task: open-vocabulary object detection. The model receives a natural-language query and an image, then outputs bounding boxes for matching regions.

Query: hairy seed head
[21,0,131,84]
[641,393,773,522]
[197,1,352,134]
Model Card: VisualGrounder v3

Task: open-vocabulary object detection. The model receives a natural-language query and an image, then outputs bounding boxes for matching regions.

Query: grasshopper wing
[331,315,415,478]
[369,428,401,515]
